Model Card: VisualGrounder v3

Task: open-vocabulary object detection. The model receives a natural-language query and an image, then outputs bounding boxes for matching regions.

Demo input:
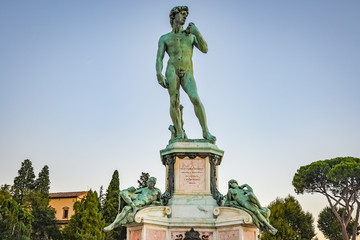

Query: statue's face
[174,10,188,26]
[147,179,156,189]
[229,181,238,188]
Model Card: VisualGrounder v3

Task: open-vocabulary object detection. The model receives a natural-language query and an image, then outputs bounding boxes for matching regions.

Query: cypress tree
[102,170,125,240]
[63,190,105,240]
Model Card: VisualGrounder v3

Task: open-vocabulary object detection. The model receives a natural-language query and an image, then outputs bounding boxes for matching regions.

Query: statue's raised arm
[186,22,208,53]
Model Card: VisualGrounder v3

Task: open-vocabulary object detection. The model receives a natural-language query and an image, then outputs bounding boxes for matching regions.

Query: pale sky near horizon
[1,1,359,239]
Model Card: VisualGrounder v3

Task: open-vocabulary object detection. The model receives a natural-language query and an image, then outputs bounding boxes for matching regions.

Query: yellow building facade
[49,191,87,227]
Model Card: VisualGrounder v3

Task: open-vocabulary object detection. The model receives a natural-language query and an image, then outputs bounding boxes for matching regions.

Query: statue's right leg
[249,207,277,234]
[103,206,131,232]
[166,70,184,139]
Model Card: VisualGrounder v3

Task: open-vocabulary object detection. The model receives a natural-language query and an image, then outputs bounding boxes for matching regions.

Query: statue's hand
[151,201,161,206]
[239,184,248,189]
[157,74,168,88]
[131,203,138,213]
[186,22,199,35]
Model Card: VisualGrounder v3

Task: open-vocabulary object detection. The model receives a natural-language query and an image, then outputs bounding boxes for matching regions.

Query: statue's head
[169,6,189,27]
[147,177,157,188]
[228,179,238,189]
[127,186,136,192]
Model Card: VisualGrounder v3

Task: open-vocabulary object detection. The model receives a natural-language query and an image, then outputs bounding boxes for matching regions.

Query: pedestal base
[126,207,259,240]
[125,142,259,240]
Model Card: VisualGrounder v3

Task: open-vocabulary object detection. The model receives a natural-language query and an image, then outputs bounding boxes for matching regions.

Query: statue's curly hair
[148,176,157,183]
[228,179,238,188]
[169,6,188,27]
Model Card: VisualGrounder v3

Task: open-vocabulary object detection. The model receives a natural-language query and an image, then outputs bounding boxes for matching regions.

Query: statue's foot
[104,224,114,232]
[269,226,278,235]
[203,131,216,142]
[175,130,186,139]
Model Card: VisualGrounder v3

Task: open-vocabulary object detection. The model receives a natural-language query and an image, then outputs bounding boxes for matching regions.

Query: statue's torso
[163,31,195,72]
[136,187,160,204]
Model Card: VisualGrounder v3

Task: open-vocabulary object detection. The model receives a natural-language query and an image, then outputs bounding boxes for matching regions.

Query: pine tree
[31,165,61,240]
[102,170,126,240]
[293,157,360,240]
[137,172,149,189]
[63,190,105,240]
[13,159,36,205]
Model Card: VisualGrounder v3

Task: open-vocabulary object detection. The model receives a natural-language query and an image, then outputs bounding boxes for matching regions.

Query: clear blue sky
[1,1,359,239]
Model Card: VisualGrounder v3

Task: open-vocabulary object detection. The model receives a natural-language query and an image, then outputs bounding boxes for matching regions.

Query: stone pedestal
[126,142,259,240]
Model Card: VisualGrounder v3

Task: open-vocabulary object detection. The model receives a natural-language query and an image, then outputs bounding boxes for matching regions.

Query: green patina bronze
[103,177,161,231]
[224,180,278,235]
[156,6,216,142]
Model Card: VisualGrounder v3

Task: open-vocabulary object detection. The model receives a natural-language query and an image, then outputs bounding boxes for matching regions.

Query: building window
[63,207,69,219]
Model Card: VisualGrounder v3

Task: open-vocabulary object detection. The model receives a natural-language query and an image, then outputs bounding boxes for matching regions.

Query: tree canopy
[293,157,360,240]
[318,207,359,240]
[261,195,315,240]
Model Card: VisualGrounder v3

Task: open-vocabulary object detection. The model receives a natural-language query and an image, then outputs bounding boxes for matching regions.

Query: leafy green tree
[13,159,36,205]
[63,190,105,240]
[137,172,149,189]
[102,170,125,240]
[0,198,33,240]
[293,157,360,240]
[31,165,61,240]
[0,185,12,203]
[261,195,315,240]
[318,207,359,240]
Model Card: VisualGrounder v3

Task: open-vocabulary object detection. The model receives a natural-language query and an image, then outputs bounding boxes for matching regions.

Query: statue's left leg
[248,193,262,209]
[182,73,216,141]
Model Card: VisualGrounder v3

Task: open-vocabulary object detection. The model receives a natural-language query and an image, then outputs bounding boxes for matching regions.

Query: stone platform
[126,142,259,240]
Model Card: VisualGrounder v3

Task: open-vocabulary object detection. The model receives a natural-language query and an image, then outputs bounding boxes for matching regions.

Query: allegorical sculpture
[156,6,216,142]
[104,177,162,231]
[224,179,278,235]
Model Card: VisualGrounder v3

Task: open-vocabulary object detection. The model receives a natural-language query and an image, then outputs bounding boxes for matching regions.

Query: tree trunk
[351,205,360,240]
[341,223,349,240]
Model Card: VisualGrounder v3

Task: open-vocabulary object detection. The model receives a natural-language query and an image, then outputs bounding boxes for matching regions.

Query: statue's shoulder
[159,32,172,41]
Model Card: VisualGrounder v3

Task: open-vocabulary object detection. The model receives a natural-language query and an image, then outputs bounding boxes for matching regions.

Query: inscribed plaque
[178,158,206,192]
